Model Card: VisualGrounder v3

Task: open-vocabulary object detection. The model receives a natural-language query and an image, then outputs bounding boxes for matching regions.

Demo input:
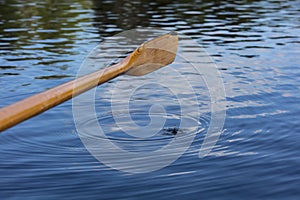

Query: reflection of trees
[92,0,147,33]
[0,0,273,52]
[0,0,92,53]
[91,0,260,37]
[91,0,174,36]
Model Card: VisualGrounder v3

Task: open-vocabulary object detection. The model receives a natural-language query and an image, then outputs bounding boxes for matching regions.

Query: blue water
[1,0,300,199]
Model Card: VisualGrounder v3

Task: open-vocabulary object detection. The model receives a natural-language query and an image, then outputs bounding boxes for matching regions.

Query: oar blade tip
[125,32,178,76]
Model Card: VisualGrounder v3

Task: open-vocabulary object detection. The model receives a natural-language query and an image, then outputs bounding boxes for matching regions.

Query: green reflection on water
[0,0,92,52]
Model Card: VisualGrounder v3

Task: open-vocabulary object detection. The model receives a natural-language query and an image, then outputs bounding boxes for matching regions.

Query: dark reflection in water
[0,0,300,199]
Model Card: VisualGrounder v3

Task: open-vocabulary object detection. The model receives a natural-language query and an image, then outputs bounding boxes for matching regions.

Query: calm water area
[0,0,299,199]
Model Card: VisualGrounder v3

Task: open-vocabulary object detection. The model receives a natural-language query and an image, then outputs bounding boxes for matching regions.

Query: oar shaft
[0,58,130,132]
[0,33,178,132]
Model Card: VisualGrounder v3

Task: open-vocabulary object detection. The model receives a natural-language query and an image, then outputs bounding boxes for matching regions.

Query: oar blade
[125,32,178,76]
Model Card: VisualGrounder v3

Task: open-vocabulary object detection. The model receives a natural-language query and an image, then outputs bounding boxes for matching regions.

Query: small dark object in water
[162,127,180,135]
[171,127,178,135]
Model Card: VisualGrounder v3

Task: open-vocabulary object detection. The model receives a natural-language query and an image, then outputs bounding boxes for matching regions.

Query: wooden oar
[0,32,178,132]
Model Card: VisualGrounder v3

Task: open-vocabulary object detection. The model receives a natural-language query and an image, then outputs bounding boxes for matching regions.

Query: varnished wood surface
[0,33,178,132]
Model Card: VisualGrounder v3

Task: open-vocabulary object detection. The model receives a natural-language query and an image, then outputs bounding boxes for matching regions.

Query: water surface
[0,0,299,199]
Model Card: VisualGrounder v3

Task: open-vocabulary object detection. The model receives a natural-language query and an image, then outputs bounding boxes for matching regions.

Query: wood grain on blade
[125,32,178,76]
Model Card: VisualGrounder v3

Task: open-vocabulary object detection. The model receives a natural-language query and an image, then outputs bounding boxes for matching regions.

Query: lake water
[0,0,300,199]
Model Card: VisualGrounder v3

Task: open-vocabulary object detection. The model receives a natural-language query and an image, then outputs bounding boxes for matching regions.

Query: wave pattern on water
[0,0,300,199]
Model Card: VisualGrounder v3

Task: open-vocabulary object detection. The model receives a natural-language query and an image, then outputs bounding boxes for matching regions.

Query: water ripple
[1,0,300,198]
